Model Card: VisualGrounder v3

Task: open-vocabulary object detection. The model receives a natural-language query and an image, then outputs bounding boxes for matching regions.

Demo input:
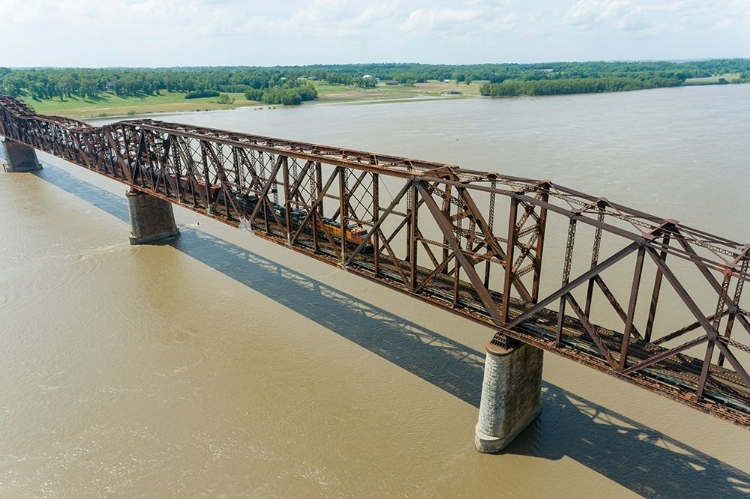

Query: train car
[234,192,371,250]
[317,217,370,249]
[169,174,221,199]
[235,192,259,215]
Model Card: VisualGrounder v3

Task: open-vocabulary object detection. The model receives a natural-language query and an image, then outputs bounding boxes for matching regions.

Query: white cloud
[400,8,483,32]
[564,0,750,35]
[292,0,350,24]
[350,4,399,27]
[0,0,748,66]
[565,0,650,30]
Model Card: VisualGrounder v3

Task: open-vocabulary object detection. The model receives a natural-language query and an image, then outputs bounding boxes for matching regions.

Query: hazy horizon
[4,57,748,71]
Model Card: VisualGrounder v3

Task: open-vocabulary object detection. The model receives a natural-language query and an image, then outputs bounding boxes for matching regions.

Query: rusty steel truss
[1,95,749,426]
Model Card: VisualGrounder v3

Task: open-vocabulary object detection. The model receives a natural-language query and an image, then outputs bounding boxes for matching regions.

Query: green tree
[216,93,234,104]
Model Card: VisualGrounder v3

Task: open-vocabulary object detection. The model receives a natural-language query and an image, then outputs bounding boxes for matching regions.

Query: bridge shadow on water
[35,165,750,498]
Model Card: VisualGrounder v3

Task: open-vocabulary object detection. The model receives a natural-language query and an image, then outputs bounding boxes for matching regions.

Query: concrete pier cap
[475,335,544,453]
[2,139,42,172]
[126,189,180,245]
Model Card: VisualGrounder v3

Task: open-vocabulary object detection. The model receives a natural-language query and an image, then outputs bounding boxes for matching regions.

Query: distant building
[385,81,399,85]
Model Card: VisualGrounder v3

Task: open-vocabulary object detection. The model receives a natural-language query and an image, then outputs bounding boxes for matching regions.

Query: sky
[1,0,749,68]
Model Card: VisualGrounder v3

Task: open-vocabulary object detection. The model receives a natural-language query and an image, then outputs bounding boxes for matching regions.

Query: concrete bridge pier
[475,336,544,453]
[2,139,42,172]
[126,189,180,245]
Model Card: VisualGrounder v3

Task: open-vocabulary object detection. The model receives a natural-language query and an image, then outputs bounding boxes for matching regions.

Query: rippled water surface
[1,85,750,498]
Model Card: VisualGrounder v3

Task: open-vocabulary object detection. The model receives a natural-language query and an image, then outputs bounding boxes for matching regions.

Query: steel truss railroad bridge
[1,95,749,429]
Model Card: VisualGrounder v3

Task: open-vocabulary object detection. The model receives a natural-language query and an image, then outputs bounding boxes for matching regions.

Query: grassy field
[20,91,258,119]
[684,73,742,85]
[19,81,483,119]
[17,75,748,118]
[313,80,482,103]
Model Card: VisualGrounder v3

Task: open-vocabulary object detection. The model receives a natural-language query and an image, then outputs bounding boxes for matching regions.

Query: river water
[1,85,749,498]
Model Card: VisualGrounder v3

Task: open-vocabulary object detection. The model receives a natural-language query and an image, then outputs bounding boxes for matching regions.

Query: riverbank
[19,75,744,120]
[19,81,483,119]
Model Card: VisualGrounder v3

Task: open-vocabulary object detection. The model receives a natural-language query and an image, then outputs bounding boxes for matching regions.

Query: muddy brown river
[1,85,749,497]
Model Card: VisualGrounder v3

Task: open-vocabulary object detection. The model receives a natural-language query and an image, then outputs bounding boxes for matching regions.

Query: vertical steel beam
[452,259,460,307]
[405,183,413,264]
[409,181,418,292]
[200,140,212,213]
[313,162,323,251]
[556,218,577,346]
[232,147,242,189]
[619,245,646,370]
[501,196,519,324]
[282,156,292,243]
[441,184,452,268]
[706,270,732,376]
[484,182,497,289]
[696,341,716,401]
[584,209,605,317]
[719,256,748,366]
[645,234,671,342]
[338,167,347,263]
[373,173,380,275]
[531,184,550,304]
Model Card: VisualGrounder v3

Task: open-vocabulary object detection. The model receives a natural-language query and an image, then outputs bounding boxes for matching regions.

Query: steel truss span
[1,95,749,427]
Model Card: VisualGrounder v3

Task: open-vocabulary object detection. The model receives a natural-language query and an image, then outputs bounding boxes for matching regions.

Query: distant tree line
[0,68,278,101]
[479,75,684,97]
[0,59,748,105]
[279,59,750,86]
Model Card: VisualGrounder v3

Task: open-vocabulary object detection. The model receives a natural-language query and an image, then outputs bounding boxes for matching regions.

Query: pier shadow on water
[33,164,750,498]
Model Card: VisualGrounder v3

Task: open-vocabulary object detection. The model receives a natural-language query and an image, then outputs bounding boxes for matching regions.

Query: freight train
[236,193,370,249]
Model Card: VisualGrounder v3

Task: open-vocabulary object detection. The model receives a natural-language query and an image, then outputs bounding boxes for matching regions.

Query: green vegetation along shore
[1,59,748,119]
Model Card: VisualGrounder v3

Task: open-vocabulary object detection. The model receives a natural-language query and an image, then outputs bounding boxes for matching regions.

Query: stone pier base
[2,139,41,172]
[126,189,179,245]
[475,337,544,453]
